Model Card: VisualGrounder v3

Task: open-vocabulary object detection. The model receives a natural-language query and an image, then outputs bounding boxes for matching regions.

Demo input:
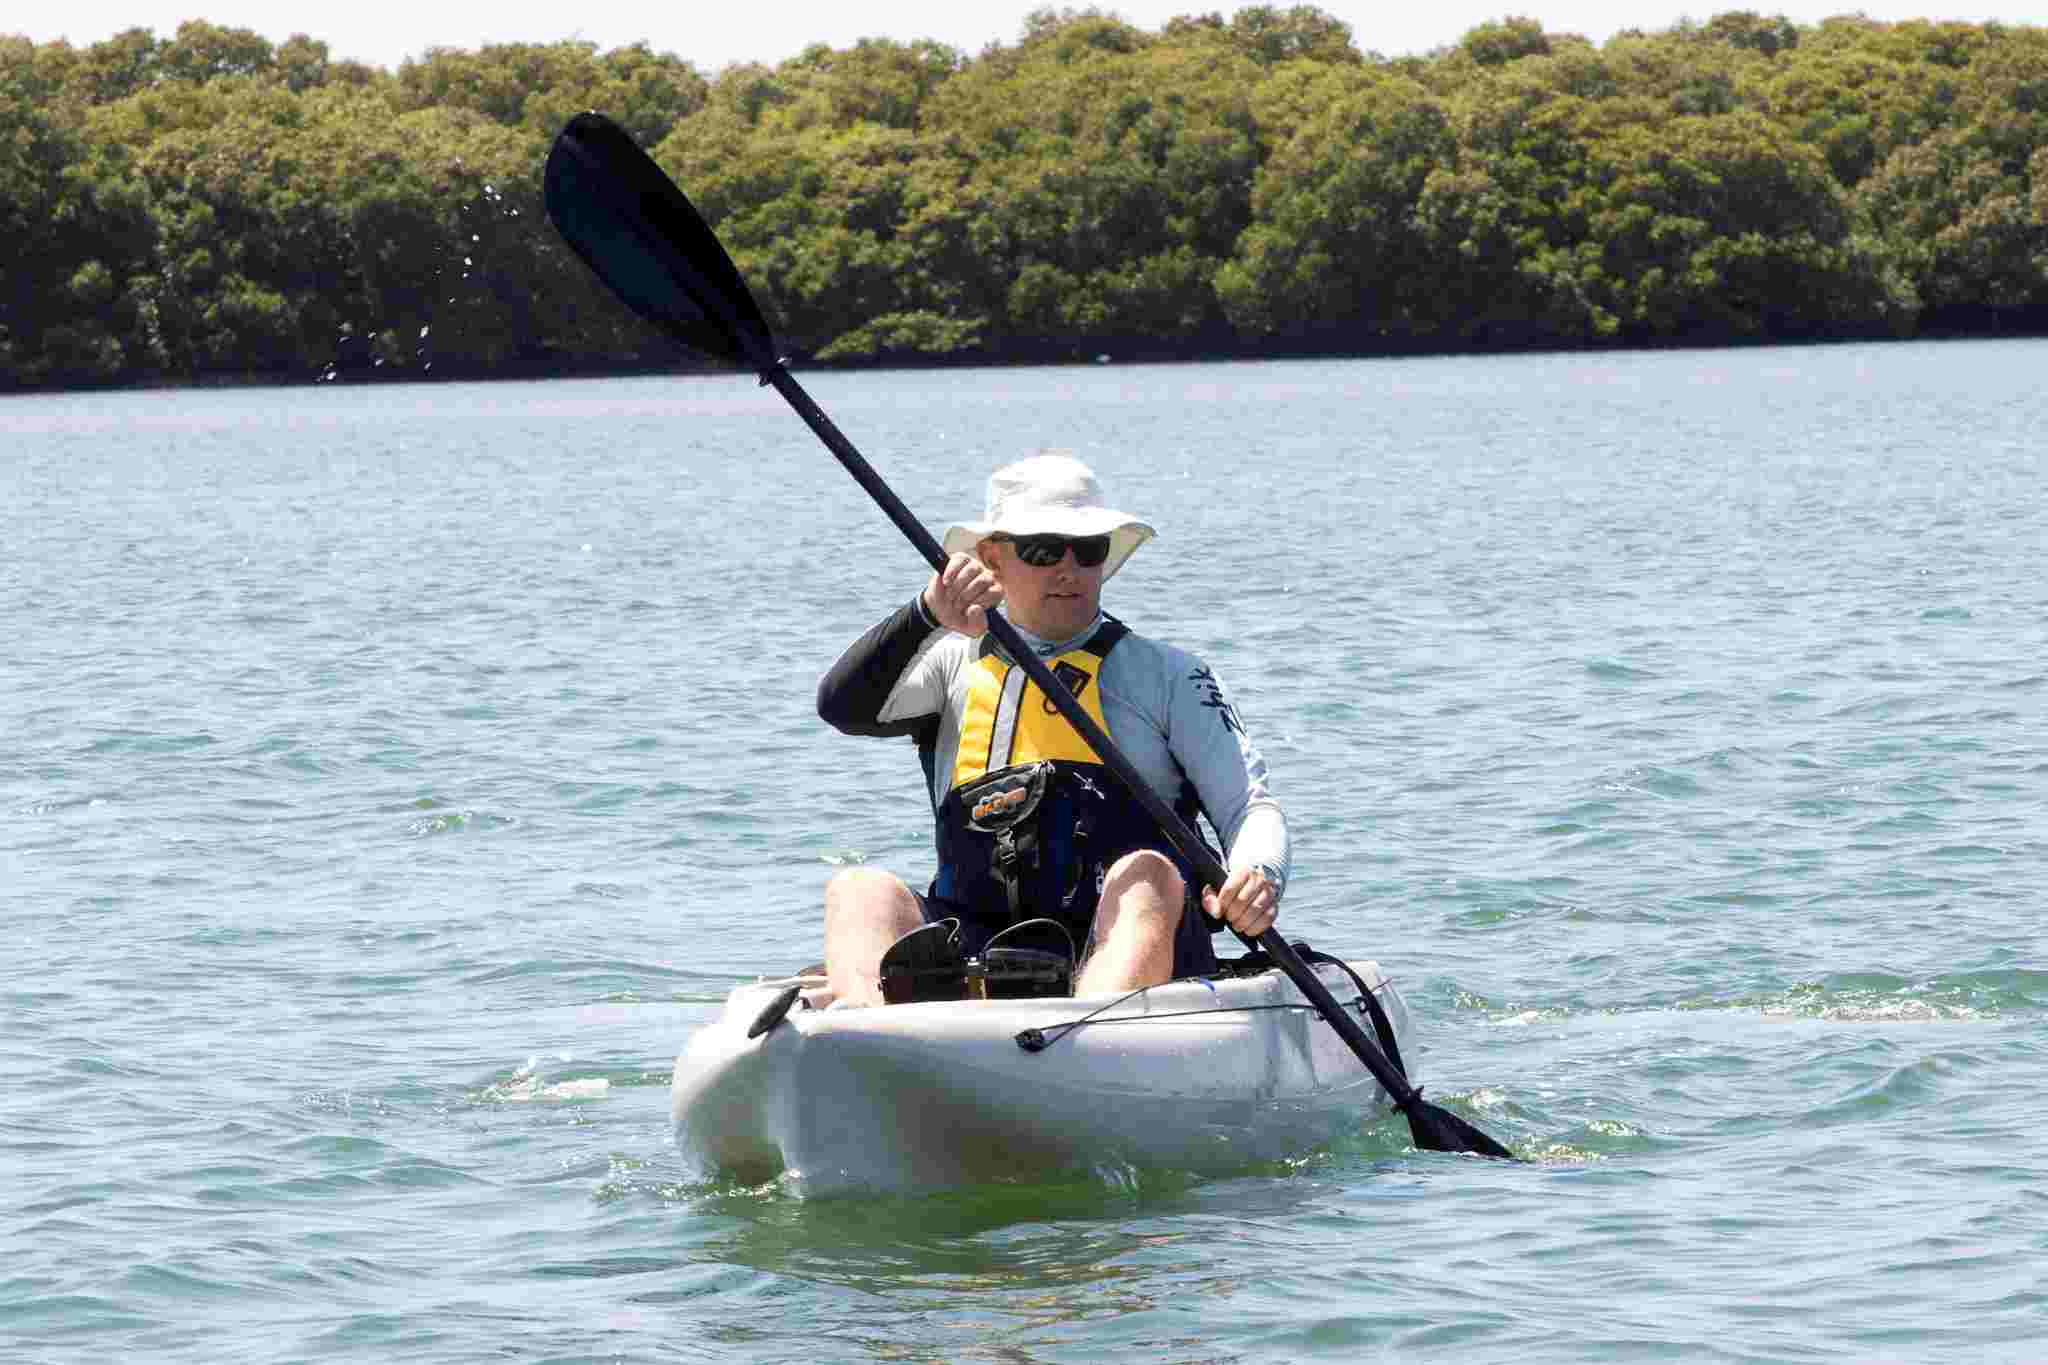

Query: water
[4,342,2045,1362]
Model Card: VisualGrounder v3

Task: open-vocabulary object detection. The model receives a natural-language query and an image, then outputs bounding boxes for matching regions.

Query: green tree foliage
[69,28,165,104]
[158,20,276,84]
[1852,26,2048,322]
[4,8,2048,388]
[395,41,708,149]
[1460,16,1554,67]
[1218,67,1453,341]
[1165,6,1363,66]
[0,36,148,381]
[6,26,680,385]
[1564,111,1901,338]
[1702,11,1800,57]
[911,20,1266,352]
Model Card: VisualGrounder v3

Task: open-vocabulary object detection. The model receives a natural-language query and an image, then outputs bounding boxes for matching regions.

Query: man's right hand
[923,552,1004,636]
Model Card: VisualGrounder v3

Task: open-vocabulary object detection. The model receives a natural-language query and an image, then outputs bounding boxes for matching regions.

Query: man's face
[979,536,1105,640]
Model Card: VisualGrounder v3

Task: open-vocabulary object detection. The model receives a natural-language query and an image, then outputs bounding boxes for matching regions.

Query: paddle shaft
[764,366,1433,1116]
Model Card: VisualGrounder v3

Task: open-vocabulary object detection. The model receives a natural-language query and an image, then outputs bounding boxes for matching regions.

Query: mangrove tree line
[3,6,2047,388]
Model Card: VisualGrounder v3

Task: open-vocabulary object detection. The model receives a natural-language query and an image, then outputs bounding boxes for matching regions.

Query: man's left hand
[1202,867,1277,938]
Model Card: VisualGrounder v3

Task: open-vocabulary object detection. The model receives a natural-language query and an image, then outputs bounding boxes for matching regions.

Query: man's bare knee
[825,866,902,899]
[1079,851,1183,993]
[822,868,923,1007]
[826,867,913,916]
[1101,850,1184,912]
[1090,850,1185,948]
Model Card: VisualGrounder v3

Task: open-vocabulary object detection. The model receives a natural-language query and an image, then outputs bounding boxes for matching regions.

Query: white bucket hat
[942,453,1155,581]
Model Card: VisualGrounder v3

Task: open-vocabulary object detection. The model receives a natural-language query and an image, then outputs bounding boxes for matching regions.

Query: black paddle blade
[1252,931,1520,1160]
[543,111,776,372]
[1402,1096,1520,1160]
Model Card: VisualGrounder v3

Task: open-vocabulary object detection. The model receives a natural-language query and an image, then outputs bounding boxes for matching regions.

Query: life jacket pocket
[957,760,1053,833]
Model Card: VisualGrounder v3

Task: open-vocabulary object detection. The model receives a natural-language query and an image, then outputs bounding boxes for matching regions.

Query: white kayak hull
[671,960,1413,1193]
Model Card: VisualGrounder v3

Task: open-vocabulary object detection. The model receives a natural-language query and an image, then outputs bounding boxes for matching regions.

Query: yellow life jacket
[948,624,1122,792]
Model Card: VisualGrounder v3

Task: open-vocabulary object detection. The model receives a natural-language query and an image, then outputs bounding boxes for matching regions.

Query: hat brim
[943,511,1155,582]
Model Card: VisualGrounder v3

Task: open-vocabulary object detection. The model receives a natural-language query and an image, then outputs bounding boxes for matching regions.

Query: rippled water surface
[5,342,2046,1362]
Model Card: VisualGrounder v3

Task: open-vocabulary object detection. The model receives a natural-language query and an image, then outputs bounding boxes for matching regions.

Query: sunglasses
[990,533,1113,568]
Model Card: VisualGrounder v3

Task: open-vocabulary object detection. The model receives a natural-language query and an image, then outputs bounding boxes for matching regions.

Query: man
[815,453,1287,1006]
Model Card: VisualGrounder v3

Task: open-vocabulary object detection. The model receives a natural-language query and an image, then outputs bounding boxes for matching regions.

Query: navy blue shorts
[915,888,1219,981]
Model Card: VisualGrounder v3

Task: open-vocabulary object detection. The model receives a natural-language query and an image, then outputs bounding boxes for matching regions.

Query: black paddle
[543,111,1518,1162]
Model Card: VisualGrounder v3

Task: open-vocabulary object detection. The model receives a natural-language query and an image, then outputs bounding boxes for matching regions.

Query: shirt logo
[1189,666,1244,736]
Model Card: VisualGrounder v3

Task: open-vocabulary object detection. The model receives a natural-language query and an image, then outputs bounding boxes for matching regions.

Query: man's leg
[823,867,924,1007]
[1075,850,1186,995]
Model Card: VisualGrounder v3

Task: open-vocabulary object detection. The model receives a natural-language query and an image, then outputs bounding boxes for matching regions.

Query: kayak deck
[672,959,1413,1192]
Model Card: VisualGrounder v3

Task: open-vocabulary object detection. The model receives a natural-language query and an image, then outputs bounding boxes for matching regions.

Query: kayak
[671,956,1414,1193]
